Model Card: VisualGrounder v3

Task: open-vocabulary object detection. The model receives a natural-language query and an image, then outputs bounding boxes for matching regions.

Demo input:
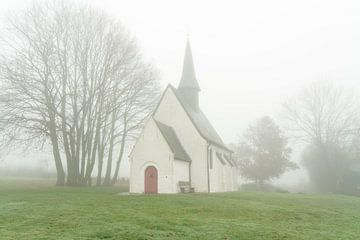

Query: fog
[1,0,360,190]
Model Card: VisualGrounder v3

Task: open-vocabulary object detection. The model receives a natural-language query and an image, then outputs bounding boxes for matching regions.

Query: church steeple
[178,38,200,110]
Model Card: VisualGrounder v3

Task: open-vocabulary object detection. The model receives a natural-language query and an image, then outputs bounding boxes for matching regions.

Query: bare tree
[103,65,159,186]
[0,1,160,186]
[283,81,360,144]
[283,81,360,192]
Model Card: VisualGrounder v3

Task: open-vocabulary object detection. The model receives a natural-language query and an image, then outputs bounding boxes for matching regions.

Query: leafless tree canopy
[0,1,160,186]
[283,81,360,193]
[283,81,360,145]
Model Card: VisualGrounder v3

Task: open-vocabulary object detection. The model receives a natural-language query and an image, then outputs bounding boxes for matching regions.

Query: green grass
[0,178,360,239]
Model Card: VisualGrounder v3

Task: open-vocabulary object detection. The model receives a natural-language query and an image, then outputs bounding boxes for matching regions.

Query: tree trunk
[103,112,116,186]
[48,120,65,186]
[111,127,127,185]
[52,141,65,186]
[96,145,105,186]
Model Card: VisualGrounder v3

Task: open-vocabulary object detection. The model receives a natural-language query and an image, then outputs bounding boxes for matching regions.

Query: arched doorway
[144,166,158,194]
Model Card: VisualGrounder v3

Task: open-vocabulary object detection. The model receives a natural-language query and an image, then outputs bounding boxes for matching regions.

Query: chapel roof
[169,85,231,152]
[153,38,231,153]
[154,120,191,162]
[223,154,234,167]
[216,152,227,165]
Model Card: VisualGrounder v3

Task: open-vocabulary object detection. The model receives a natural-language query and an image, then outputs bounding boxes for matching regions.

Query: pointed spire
[178,38,200,91]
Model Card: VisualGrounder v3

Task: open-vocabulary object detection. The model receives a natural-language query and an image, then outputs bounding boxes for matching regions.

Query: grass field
[0,178,360,240]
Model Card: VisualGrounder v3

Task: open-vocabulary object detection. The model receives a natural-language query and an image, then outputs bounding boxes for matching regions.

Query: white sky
[88,0,360,143]
[1,0,360,186]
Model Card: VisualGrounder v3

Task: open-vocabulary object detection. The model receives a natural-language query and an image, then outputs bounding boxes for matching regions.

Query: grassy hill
[0,177,359,240]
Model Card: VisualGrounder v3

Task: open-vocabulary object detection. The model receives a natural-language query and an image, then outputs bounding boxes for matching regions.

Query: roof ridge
[152,85,232,152]
[169,87,232,152]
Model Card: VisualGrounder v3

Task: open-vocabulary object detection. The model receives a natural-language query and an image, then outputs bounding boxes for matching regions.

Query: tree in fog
[0,1,160,186]
[284,81,360,193]
[302,142,355,193]
[283,81,359,145]
[234,116,296,185]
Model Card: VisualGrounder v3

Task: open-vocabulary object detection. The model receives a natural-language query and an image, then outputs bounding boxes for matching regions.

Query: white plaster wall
[173,160,190,192]
[209,150,221,192]
[208,145,238,192]
[209,148,225,192]
[154,88,209,192]
[129,118,175,193]
[208,150,217,192]
[232,167,239,191]
[225,164,232,191]
[131,87,237,193]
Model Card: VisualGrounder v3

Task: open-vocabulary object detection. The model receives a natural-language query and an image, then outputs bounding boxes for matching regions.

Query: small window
[209,149,213,169]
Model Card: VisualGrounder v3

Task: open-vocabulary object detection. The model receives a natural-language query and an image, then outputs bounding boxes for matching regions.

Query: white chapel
[129,39,238,193]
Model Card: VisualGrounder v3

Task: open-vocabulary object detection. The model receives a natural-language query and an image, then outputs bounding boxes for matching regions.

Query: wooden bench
[178,181,195,193]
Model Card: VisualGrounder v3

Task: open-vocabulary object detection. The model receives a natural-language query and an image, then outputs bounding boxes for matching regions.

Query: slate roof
[223,154,234,167]
[155,120,191,162]
[169,85,231,152]
[216,152,226,165]
[152,39,231,152]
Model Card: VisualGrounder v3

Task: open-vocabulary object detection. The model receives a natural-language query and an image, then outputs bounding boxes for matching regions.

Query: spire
[178,38,200,91]
[177,38,201,110]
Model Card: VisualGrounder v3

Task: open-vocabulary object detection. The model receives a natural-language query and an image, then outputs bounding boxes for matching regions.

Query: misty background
[1,0,360,190]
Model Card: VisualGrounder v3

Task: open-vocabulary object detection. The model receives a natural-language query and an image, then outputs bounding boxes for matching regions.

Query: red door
[144,166,158,194]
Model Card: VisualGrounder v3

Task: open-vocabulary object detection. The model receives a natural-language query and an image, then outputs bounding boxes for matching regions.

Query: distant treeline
[0,167,56,178]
